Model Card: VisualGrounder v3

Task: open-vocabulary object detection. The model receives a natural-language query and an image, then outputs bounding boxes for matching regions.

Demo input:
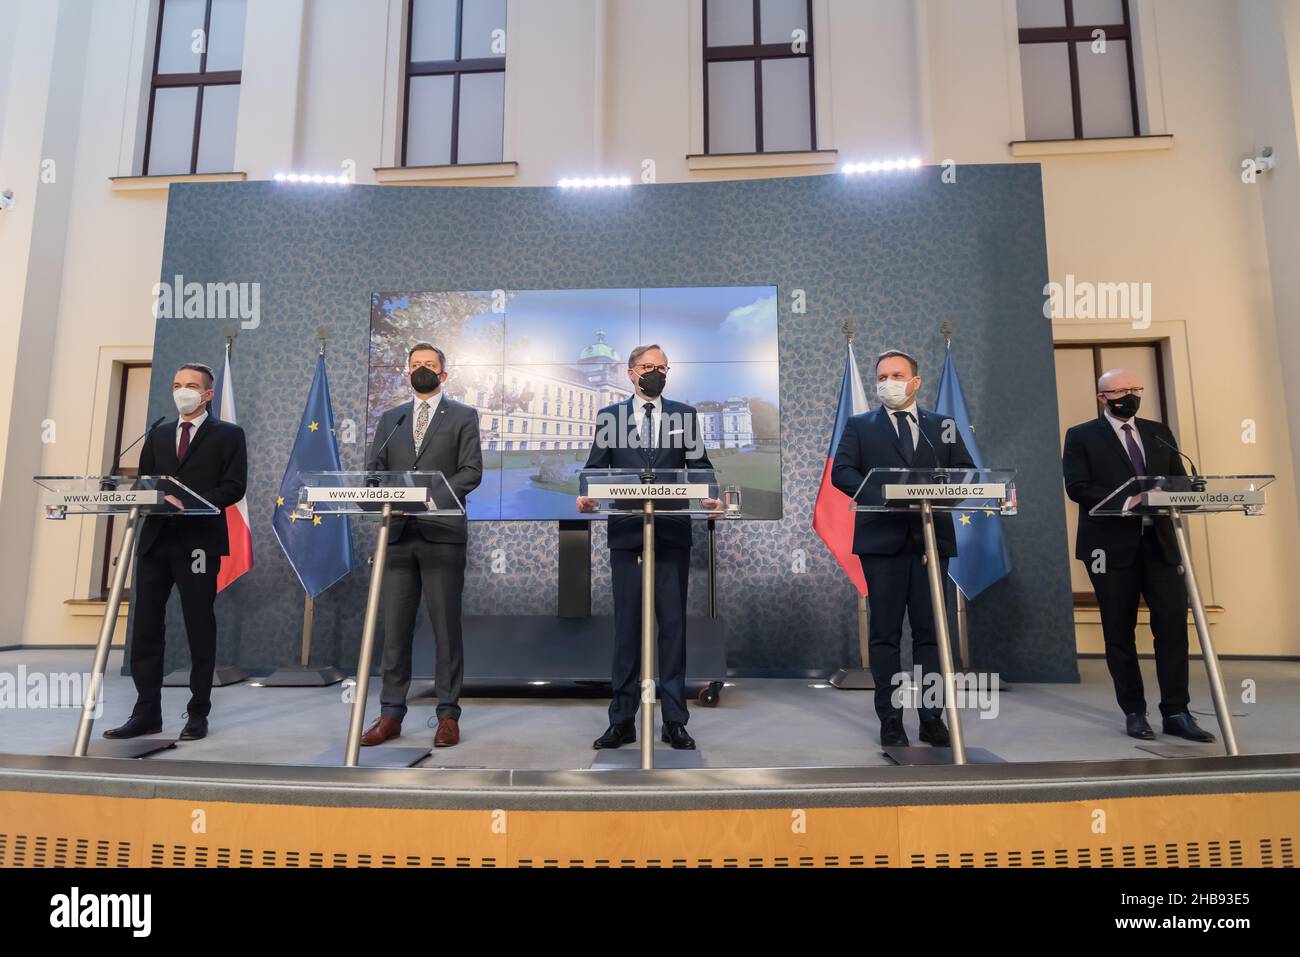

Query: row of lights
[842,157,924,174]
[273,172,351,185]
[558,176,633,189]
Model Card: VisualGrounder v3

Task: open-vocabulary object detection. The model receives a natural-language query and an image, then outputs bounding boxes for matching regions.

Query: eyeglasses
[634,364,669,374]
[1099,387,1144,397]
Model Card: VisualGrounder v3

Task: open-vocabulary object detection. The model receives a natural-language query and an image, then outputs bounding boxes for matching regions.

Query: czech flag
[214,348,253,591]
[813,342,870,595]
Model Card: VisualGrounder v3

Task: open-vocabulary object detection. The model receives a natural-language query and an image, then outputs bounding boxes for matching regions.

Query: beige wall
[4,0,1299,658]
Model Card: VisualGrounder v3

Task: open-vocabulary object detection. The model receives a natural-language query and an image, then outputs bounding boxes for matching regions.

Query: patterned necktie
[894,411,914,463]
[1121,423,1147,474]
[414,400,430,449]
[177,421,193,463]
[642,402,657,466]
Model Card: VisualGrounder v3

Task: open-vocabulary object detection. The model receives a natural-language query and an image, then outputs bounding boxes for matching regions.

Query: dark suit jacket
[830,405,976,557]
[1062,414,1186,567]
[584,397,715,551]
[366,396,483,544]
[137,415,248,557]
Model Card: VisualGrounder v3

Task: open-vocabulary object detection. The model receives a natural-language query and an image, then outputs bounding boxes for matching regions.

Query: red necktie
[178,421,193,464]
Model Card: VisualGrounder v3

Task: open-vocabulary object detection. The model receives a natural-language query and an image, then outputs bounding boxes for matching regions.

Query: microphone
[104,416,166,490]
[1153,432,1206,492]
[913,413,947,484]
[366,413,407,487]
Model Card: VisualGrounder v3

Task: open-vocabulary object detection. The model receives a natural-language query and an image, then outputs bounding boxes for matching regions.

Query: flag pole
[262,333,345,688]
[940,320,971,670]
[829,320,874,690]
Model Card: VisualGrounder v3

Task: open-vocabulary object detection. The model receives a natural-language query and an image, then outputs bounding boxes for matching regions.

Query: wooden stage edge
[1,787,1296,868]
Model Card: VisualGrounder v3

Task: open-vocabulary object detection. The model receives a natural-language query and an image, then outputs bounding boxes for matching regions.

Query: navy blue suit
[831,405,974,721]
[584,396,714,725]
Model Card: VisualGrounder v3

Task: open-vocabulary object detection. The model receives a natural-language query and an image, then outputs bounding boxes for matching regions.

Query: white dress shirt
[885,401,920,448]
[1104,409,1153,523]
[1103,408,1146,463]
[634,394,662,449]
[411,390,443,444]
[177,410,207,453]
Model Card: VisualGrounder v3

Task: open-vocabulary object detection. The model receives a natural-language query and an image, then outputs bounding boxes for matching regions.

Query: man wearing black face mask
[1062,368,1213,743]
[577,344,719,751]
[359,343,482,749]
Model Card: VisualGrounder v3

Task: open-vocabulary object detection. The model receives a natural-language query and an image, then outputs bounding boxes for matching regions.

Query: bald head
[1097,368,1140,394]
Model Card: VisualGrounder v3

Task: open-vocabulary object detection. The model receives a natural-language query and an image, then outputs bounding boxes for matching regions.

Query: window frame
[702,0,817,155]
[143,0,244,176]
[402,0,508,168]
[1017,0,1141,141]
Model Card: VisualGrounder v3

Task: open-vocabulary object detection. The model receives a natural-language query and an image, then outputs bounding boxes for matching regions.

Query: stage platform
[1,649,1297,867]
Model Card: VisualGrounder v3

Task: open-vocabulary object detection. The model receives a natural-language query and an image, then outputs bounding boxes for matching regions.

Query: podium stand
[32,475,219,758]
[579,467,733,770]
[852,467,1017,766]
[295,470,463,769]
[1091,473,1274,757]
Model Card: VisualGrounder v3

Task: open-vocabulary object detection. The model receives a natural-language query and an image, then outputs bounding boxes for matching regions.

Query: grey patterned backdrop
[134,168,1078,682]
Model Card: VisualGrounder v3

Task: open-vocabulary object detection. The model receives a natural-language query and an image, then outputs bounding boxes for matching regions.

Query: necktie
[414,400,430,449]
[642,402,656,458]
[178,421,193,463]
[894,411,914,464]
[1121,423,1147,474]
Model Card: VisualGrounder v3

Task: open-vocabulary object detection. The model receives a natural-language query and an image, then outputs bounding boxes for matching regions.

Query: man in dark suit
[359,342,483,749]
[831,349,975,748]
[104,362,247,741]
[1061,367,1212,743]
[577,344,718,751]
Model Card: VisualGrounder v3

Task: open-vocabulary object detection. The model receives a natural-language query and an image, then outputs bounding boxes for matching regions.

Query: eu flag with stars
[934,345,1012,599]
[271,353,355,597]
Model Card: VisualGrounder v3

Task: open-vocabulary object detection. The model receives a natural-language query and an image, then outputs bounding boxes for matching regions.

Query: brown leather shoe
[360,716,401,747]
[433,717,459,747]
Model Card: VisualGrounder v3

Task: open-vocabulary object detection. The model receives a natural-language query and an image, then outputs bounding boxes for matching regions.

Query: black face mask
[411,367,440,393]
[637,370,666,398]
[1106,394,1140,419]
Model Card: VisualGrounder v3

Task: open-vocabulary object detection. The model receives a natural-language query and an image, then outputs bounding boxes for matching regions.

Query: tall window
[99,363,152,597]
[1017,0,1140,141]
[704,0,816,154]
[404,0,507,166]
[144,0,246,175]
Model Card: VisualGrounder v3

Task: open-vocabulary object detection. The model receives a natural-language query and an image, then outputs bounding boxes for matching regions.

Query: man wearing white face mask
[103,363,248,743]
[832,350,975,749]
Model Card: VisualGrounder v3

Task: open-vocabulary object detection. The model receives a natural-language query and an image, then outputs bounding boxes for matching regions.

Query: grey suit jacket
[365,395,483,544]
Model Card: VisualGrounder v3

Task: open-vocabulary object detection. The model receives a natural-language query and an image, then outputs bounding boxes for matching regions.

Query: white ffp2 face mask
[876,378,912,410]
[173,387,203,415]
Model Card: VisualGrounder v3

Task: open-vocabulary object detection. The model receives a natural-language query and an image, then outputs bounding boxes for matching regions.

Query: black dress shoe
[918,715,950,747]
[179,716,208,741]
[879,713,909,748]
[1125,712,1155,740]
[102,714,162,739]
[1162,711,1215,742]
[661,721,696,750]
[593,721,636,749]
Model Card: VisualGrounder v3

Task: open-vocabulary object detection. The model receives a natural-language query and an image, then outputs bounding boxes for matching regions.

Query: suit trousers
[378,526,466,722]
[129,537,222,720]
[1087,530,1190,717]
[859,551,947,722]
[609,545,691,725]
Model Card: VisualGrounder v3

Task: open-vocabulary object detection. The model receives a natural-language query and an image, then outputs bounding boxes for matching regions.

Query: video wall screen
[367,286,781,520]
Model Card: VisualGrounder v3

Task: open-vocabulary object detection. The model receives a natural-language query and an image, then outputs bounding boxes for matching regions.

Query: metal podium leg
[641,500,656,770]
[921,501,967,765]
[73,506,140,757]
[345,503,393,767]
[1170,507,1239,756]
